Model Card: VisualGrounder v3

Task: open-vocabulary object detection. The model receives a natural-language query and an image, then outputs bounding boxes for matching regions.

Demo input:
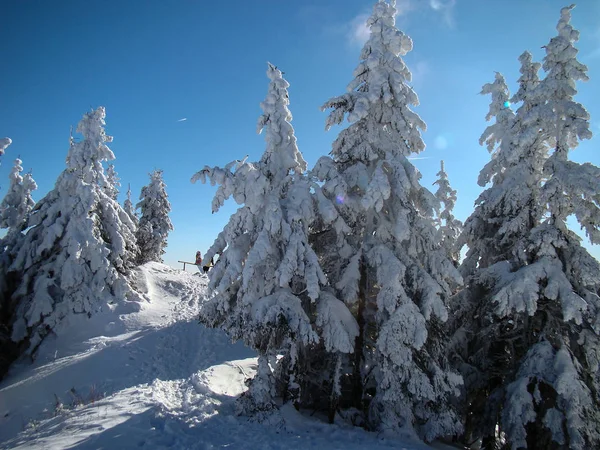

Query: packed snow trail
[0,263,437,450]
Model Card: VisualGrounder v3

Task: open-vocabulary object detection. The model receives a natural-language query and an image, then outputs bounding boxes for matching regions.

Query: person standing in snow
[202,257,214,274]
[195,250,202,273]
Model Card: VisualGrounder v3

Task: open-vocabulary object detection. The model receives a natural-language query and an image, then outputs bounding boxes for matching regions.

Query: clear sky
[1,0,599,268]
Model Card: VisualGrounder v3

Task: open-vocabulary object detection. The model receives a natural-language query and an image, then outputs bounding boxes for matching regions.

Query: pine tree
[136,169,173,264]
[105,163,120,201]
[6,107,141,356]
[433,160,462,265]
[0,158,37,233]
[457,73,518,279]
[315,0,463,440]
[123,183,138,227]
[0,137,10,159]
[455,6,600,449]
[0,155,36,378]
[193,63,358,418]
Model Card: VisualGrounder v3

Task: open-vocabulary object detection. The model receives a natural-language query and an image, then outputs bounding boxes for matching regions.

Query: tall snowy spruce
[0,156,37,378]
[433,160,462,266]
[5,107,141,356]
[193,63,358,419]
[454,6,600,449]
[135,170,173,264]
[314,0,463,440]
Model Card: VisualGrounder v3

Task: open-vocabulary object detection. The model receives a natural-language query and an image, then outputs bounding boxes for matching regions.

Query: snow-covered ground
[0,263,439,450]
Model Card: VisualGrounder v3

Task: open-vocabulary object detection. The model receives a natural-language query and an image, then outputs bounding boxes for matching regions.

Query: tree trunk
[352,256,368,412]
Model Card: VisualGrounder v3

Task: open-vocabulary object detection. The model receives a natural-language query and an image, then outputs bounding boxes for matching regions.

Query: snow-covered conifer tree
[0,137,11,159]
[0,158,37,233]
[314,0,463,440]
[136,170,173,264]
[105,163,120,201]
[123,183,138,227]
[456,73,518,278]
[455,7,600,449]
[433,160,462,265]
[193,63,358,418]
[5,107,141,356]
[0,156,36,377]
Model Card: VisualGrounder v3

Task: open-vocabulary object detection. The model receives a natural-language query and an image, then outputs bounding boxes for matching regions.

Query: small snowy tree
[0,158,37,233]
[433,160,462,265]
[105,163,120,201]
[455,7,600,449]
[136,170,173,264]
[315,0,463,440]
[0,137,10,159]
[193,63,358,417]
[5,107,141,356]
[123,183,138,227]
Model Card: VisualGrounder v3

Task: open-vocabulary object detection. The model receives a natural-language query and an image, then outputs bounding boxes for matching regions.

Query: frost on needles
[453,5,600,449]
[313,0,463,440]
[136,169,173,265]
[4,107,143,356]
[192,63,358,418]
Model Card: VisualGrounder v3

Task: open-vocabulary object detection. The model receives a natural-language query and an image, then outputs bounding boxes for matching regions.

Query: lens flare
[504,101,511,108]
[336,195,345,205]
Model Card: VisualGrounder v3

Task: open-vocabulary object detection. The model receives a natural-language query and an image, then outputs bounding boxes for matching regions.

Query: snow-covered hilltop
[0,263,435,450]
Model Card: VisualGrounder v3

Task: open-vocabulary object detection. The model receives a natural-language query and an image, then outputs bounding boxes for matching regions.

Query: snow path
[0,263,437,450]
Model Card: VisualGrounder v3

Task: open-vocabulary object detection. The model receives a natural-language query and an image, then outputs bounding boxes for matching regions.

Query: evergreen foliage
[314,0,463,440]
[193,63,358,418]
[4,107,141,356]
[454,6,600,449]
[433,160,462,265]
[136,170,173,264]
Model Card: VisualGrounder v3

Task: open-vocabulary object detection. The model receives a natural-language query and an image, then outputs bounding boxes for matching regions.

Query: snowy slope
[0,263,438,450]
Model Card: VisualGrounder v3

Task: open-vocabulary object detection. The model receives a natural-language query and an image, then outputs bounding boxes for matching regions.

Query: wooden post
[177,261,197,271]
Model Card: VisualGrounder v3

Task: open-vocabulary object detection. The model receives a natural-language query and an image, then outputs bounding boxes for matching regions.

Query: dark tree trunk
[352,257,368,412]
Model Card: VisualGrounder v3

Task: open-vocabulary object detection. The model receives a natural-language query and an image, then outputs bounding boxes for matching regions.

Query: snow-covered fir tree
[0,156,36,378]
[105,163,120,201]
[456,73,519,279]
[314,0,463,441]
[136,169,173,264]
[454,6,600,449]
[4,107,141,356]
[0,137,11,159]
[193,63,358,418]
[123,183,138,227]
[433,160,462,266]
[0,158,37,233]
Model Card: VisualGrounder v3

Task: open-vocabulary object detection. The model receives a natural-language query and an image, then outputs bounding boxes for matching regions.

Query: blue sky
[1,0,599,268]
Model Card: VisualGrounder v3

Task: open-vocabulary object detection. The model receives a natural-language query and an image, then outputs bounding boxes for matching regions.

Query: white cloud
[346,0,416,47]
[429,0,457,28]
[347,13,371,47]
[177,118,187,122]
[344,0,457,48]
[395,0,415,17]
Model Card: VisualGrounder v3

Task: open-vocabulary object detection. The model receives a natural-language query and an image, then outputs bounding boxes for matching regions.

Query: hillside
[0,263,436,450]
